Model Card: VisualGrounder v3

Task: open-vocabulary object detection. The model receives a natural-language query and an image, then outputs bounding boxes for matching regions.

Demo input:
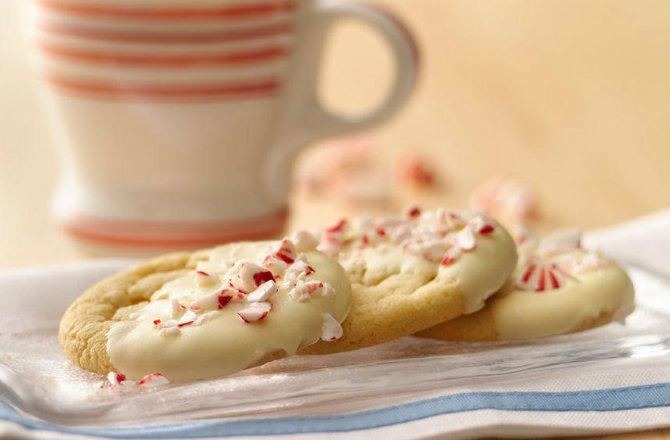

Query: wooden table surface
[0,0,668,438]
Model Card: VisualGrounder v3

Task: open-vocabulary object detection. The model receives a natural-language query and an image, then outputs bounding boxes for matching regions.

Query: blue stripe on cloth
[1,383,669,438]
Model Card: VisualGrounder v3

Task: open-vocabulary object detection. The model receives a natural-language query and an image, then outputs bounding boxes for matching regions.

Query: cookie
[418,228,635,342]
[300,207,518,354]
[59,236,351,381]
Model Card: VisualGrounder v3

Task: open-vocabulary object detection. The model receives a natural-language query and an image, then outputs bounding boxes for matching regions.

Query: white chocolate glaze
[419,229,635,342]
[326,208,518,314]
[492,229,635,339]
[493,257,634,339]
[107,241,351,381]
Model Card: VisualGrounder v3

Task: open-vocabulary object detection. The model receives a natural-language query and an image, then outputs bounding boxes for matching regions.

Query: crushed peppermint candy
[454,226,476,251]
[326,218,347,234]
[177,310,198,328]
[316,207,497,267]
[440,246,461,266]
[259,255,288,278]
[321,313,344,341]
[170,298,185,319]
[246,280,277,302]
[318,219,348,256]
[102,371,169,389]
[273,238,297,264]
[395,155,437,187]
[405,205,422,219]
[136,372,170,387]
[514,228,608,292]
[289,280,334,302]
[151,236,338,338]
[238,302,272,323]
[516,259,575,292]
[230,262,272,293]
[218,293,234,308]
[188,293,217,312]
[470,177,538,222]
[106,372,126,386]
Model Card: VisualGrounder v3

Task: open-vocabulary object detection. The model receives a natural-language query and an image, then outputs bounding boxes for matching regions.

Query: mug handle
[265,0,419,200]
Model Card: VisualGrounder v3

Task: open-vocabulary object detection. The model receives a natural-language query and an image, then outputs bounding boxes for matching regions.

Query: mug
[32,0,418,247]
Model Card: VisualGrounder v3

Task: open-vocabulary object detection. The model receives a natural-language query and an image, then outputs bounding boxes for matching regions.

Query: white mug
[33,0,418,247]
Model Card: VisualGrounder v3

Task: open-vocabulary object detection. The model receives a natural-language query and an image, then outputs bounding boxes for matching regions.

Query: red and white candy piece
[421,240,448,262]
[321,313,343,341]
[317,240,344,256]
[440,246,462,266]
[237,302,272,323]
[469,215,496,235]
[170,298,186,319]
[106,372,127,387]
[176,310,197,328]
[325,218,348,235]
[516,259,574,292]
[218,291,236,308]
[246,280,277,303]
[284,255,315,280]
[319,219,348,255]
[274,239,297,265]
[190,291,218,312]
[102,371,170,389]
[454,227,476,251]
[156,305,223,335]
[189,287,241,312]
[396,155,437,187]
[136,372,170,388]
[230,261,274,293]
[404,239,447,263]
[405,205,422,220]
[289,280,334,302]
[259,254,289,278]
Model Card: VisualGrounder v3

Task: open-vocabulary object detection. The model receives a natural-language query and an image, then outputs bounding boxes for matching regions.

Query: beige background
[2,0,669,267]
[0,1,669,437]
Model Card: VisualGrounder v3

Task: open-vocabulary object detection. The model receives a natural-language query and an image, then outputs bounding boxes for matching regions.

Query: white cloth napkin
[584,208,670,277]
[1,210,669,440]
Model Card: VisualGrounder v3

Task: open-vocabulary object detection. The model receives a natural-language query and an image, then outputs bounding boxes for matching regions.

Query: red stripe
[62,208,288,247]
[548,269,561,289]
[40,42,290,67]
[39,21,294,44]
[536,268,546,292]
[38,0,296,20]
[45,73,280,100]
[521,263,536,283]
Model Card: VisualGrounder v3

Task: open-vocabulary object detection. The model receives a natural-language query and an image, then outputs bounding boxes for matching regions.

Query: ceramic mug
[33,0,418,247]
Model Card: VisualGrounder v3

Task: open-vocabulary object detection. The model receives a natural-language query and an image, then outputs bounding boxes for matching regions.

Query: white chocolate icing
[491,230,635,339]
[107,241,351,381]
[493,258,634,339]
[323,208,518,314]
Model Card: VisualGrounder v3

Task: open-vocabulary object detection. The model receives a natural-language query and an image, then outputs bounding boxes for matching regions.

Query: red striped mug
[32,0,418,248]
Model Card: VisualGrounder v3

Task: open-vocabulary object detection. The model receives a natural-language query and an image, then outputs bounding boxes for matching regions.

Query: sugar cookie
[60,238,351,381]
[300,207,518,354]
[418,228,635,341]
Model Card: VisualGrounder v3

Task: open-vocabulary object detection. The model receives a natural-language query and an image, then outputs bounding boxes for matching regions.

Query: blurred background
[1,0,669,266]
